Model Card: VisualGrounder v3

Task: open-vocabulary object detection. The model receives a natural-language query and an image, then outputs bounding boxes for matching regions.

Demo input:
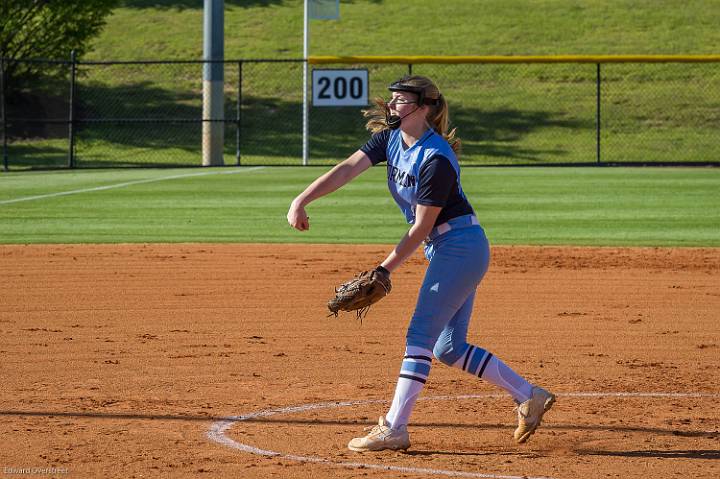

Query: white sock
[451,345,533,403]
[481,355,533,403]
[385,345,432,429]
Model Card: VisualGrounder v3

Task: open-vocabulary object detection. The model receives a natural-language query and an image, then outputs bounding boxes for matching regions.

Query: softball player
[287,75,555,452]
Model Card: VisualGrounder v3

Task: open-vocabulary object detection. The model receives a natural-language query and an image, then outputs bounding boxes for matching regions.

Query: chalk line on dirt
[207,391,719,479]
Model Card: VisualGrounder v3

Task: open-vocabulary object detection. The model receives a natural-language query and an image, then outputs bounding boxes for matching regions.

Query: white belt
[427,214,479,241]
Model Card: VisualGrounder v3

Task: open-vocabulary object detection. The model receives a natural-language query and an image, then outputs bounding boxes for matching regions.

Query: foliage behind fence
[2,56,719,170]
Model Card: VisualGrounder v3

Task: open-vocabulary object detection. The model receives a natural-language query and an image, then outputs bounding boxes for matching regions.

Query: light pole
[203,0,224,166]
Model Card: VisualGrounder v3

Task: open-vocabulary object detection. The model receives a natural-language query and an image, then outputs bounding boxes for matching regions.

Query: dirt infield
[1,244,718,479]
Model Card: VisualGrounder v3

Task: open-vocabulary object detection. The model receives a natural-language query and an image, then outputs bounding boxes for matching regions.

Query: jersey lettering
[388,165,417,188]
[385,128,463,224]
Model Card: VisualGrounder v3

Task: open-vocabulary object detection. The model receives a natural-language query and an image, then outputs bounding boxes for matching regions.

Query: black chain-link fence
[2,56,719,170]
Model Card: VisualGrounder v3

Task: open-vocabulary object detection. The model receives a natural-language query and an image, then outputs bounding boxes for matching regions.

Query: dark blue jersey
[361,129,474,226]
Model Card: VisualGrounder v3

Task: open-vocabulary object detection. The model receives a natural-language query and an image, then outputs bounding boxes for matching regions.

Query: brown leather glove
[327,267,392,320]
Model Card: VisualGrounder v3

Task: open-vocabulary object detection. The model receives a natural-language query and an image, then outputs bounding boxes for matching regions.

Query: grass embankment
[5,1,720,169]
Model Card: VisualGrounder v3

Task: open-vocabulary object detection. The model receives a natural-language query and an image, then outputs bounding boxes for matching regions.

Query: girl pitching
[287,75,554,452]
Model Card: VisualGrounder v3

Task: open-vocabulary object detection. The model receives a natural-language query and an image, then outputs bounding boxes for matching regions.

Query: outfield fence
[1,54,719,170]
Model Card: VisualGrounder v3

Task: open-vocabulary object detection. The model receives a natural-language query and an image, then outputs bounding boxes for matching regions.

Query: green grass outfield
[1,166,718,246]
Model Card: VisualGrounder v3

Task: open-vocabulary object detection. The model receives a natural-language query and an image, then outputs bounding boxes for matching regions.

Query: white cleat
[348,416,410,452]
[514,386,556,444]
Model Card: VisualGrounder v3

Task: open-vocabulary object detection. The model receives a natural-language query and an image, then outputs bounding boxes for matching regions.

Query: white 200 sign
[312,69,368,106]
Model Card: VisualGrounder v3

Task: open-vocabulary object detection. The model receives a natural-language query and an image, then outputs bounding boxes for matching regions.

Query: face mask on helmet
[385,80,441,130]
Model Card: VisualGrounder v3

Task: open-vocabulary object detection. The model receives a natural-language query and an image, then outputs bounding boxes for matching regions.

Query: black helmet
[388,77,440,106]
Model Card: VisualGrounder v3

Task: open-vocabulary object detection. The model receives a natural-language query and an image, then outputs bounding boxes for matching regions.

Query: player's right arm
[287,150,372,231]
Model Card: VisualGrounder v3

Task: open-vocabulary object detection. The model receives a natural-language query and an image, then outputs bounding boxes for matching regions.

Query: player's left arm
[379,155,455,273]
[379,204,441,273]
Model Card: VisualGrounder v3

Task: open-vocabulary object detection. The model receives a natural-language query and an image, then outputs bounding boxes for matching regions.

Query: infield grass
[1,166,718,246]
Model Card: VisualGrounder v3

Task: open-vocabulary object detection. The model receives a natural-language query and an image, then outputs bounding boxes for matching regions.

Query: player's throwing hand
[287,201,310,231]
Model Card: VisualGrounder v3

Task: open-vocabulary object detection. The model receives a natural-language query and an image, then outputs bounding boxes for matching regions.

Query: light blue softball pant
[406,215,490,365]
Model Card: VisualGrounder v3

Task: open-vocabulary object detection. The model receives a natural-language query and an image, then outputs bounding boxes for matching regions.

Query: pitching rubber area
[1,244,718,478]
